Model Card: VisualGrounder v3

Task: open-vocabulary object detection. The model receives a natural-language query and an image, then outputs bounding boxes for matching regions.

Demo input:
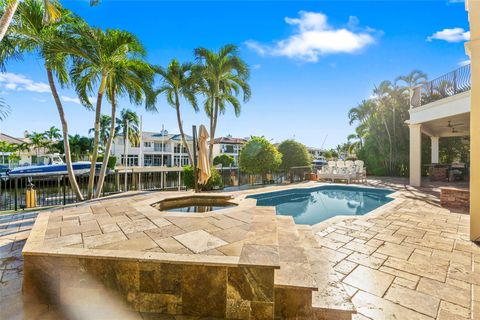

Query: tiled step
[274,217,318,319]
[299,225,357,320]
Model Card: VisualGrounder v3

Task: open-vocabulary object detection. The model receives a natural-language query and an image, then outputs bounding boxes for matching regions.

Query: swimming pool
[247,185,394,225]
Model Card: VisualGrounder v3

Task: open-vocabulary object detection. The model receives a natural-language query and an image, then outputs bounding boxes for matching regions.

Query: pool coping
[22,191,280,269]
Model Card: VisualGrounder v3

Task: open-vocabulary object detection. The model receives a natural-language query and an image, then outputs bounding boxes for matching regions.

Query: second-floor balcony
[411,64,471,108]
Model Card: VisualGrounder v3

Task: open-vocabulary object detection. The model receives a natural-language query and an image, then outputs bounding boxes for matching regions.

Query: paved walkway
[0,178,479,319]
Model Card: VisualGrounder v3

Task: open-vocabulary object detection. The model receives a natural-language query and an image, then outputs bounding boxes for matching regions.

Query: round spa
[152,195,237,213]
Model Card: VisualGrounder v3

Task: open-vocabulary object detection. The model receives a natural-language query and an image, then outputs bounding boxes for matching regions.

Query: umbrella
[197,125,211,185]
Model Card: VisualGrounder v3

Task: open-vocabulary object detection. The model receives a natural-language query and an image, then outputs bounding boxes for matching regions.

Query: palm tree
[52,27,154,199]
[395,70,427,91]
[194,44,251,164]
[116,108,140,152]
[27,131,48,158]
[44,125,61,141]
[0,0,98,42]
[154,59,198,164]
[89,114,112,150]
[4,0,84,200]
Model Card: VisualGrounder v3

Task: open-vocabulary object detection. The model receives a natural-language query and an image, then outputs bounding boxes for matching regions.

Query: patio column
[409,123,422,187]
[431,136,439,164]
[466,0,480,242]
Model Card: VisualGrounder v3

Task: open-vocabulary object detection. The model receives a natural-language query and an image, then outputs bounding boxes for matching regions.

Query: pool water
[247,185,394,225]
[164,204,236,213]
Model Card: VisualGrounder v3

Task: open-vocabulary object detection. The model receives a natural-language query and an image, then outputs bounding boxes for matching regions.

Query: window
[174,144,188,154]
[173,155,189,167]
[154,142,165,152]
[121,155,138,166]
[144,142,152,148]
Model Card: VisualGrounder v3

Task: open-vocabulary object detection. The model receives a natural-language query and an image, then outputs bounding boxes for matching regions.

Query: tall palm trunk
[94,93,116,198]
[46,68,84,201]
[208,97,219,165]
[175,98,193,165]
[0,0,18,42]
[87,75,106,199]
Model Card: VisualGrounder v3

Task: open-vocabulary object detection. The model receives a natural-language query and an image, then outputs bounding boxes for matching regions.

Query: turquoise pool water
[247,185,394,225]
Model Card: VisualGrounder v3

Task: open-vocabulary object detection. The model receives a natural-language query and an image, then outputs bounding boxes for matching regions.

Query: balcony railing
[411,64,471,108]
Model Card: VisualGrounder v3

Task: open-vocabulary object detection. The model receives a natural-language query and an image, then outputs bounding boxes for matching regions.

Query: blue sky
[0,0,470,149]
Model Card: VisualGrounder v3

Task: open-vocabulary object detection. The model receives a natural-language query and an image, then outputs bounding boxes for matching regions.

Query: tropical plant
[182,165,223,191]
[194,44,251,164]
[239,136,281,179]
[3,0,84,199]
[348,71,420,176]
[0,0,99,42]
[54,26,155,198]
[277,139,311,171]
[65,134,93,161]
[154,59,197,164]
[26,131,48,157]
[116,108,140,166]
[213,154,234,167]
[89,114,112,150]
[44,125,61,141]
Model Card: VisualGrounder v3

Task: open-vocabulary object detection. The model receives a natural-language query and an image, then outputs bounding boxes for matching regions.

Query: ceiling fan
[445,120,465,128]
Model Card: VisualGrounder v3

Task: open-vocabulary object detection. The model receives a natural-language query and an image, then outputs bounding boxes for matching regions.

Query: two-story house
[111,130,194,168]
[212,136,248,166]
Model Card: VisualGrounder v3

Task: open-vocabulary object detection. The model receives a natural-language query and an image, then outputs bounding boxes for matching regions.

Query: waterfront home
[212,135,248,166]
[111,130,194,168]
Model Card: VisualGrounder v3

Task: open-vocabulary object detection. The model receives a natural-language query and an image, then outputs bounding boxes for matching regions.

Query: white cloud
[0,72,50,93]
[245,11,378,62]
[458,59,471,66]
[61,95,96,105]
[252,64,261,70]
[427,28,470,42]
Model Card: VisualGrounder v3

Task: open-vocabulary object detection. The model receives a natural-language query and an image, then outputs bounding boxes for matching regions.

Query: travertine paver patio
[0,178,478,319]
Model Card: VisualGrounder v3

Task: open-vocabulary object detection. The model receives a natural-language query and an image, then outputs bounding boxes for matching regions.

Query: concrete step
[299,225,356,320]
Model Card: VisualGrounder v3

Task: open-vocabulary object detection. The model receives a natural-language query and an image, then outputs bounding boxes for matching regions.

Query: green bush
[239,136,282,176]
[97,155,117,170]
[213,154,234,167]
[182,165,223,191]
[277,140,311,170]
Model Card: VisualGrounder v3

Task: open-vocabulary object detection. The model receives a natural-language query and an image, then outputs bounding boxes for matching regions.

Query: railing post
[14,178,18,211]
[62,176,66,205]
[453,69,458,94]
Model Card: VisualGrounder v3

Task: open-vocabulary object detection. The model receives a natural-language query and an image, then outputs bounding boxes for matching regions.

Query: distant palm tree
[194,44,251,164]
[154,59,198,164]
[5,0,84,200]
[27,131,48,158]
[89,114,112,150]
[44,126,61,141]
[116,109,140,148]
[56,27,155,199]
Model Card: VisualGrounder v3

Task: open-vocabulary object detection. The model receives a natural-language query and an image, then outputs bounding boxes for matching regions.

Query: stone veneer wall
[440,187,470,212]
[23,254,276,319]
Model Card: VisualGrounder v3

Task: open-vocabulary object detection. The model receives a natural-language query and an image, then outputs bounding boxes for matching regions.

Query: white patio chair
[354,160,367,183]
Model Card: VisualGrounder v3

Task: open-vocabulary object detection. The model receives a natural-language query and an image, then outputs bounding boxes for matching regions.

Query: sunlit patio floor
[0,177,478,319]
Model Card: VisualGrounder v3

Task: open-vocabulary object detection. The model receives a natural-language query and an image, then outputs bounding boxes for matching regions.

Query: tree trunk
[0,0,18,42]
[46,68,84,201]
[94,92,116,198]
[87,75,107,199]
[382,116,393,174]
[208,97,219,165]
[175,98,193,165]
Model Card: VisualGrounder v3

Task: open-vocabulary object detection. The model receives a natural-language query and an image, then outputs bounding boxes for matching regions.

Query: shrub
[213,154,234,167]
[97,155,117,170]
[239,136,282,176]
[183,165,223,191]
[277,140,311,170]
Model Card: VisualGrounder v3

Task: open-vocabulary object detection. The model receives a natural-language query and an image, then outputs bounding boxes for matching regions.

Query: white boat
[7,155,101,178]
[312,156,328,167]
